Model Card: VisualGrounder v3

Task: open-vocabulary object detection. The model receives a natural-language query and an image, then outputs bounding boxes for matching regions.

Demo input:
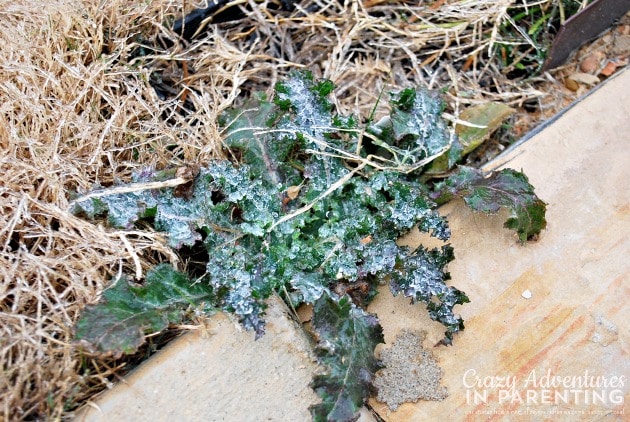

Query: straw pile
[0,0,596,419]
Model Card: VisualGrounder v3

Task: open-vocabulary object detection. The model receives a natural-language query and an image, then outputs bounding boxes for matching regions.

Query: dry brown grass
[0,0,620,419]
[0,1,230,418]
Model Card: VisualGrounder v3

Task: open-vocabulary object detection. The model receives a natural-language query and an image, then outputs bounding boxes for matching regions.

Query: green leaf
[73,162,281,249]
[221,94,299,186]
[71,73,467,346]
[432,166,547,242]
[376,174,450,240]
[72,71,545,371]
[72,190,157,230]
[309,294,384,422]
[368,88,451,168]
[274,70,334,140]
[74,264,215,355]
[424,102,514,176]
[456,102,514,156]
[70,72,549,419]
[204,231,269,338]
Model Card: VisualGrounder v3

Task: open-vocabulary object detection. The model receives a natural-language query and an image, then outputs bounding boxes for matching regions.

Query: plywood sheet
[76,296,321,421]
[368,69,630,420]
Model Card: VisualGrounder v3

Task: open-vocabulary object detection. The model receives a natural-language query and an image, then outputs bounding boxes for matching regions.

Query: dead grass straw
[0,0,229,418]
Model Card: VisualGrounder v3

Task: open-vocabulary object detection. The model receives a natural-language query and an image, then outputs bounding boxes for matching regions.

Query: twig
[68,177,191,210]
[119,233,143,280]
[267,161,368,232]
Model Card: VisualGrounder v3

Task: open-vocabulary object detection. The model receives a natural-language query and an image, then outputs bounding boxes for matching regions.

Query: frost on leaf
[275,70,334,140]
[73,162,280,248]
[390,245,469,345]
[375,175,450,240]
[72,190,156,231]
[204,232,269,338]
[368,88,451,167]
[221,95,299,187]
[74,264,215,356]
[309,294,384,422]
[431,166,547,243]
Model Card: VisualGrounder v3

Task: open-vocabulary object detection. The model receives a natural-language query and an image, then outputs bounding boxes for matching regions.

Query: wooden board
[368,68,630,420]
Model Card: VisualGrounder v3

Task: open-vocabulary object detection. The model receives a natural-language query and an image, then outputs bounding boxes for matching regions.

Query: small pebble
[521,289,532,299]
[600,61,618,77]
[580,52,604,73]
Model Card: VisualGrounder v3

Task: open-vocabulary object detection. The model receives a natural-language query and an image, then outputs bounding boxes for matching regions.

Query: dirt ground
[1,0,628,419]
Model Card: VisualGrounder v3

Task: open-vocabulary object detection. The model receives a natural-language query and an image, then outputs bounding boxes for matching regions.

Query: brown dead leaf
[568,72,601,86]
[175,165,200,181]
[565,78,580,91]
[286,185,301,200]
[296,304,313,324]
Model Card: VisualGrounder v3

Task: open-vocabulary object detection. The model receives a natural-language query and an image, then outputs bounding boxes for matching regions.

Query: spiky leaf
[390,245,469,345]
[310,294,384,422]
[432,166,547,242]
[71,71,546,405]
[74,264,215,355]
